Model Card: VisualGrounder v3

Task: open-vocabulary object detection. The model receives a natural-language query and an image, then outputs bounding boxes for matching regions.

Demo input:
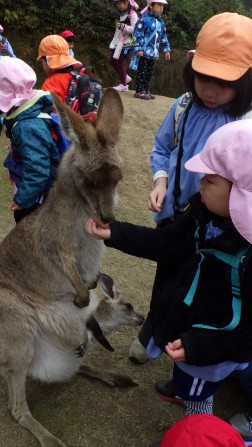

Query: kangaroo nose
[101,213,115,224]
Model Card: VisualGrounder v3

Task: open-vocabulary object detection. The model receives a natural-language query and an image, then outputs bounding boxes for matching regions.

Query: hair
[65,36,75,43]
[183,58,252,117]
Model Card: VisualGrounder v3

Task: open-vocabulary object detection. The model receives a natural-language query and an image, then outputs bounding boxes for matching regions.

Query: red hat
[160,415,244,447]
[61,30,75,39]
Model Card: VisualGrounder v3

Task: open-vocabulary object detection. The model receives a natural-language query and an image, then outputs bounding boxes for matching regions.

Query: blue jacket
[150,94,243,223]
[133,12,170,60]
[4,91,59,208]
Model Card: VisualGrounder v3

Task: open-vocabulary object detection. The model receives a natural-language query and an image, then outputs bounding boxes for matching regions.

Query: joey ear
[96,88,124,144]
[98,273,115,299]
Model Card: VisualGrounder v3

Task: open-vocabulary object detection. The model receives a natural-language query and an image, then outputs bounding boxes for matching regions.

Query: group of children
[109,0,170,99]
[1,7,252,447]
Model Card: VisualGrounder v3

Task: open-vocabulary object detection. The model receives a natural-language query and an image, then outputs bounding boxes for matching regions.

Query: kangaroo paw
[74,288,90,308]
[75,343,86,358]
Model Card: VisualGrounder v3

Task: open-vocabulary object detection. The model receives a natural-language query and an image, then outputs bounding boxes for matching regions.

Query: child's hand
[165,52,171,61]
[165,339,186,362]
[136,50,143,57]
[86,218,111,240]
[116,22,121,29]
[148,178,167,212]
[9,202,23,212]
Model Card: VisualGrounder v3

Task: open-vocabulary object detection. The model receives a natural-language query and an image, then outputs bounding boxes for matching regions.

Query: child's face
[150,3,164,14]
[41,58,52,75]
[194,76,237,109]
[116,0,129,11]
[68,41,75,50]
[199,174,232,218]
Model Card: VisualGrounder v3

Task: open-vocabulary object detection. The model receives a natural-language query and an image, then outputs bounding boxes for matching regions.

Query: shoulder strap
[143,20,161,50]
[183,246,250,331]
[173,96,193,217]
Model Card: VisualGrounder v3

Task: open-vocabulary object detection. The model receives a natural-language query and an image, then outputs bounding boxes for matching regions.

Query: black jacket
[106,194,252,366]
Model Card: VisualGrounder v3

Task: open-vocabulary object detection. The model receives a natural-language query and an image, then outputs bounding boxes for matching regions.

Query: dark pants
[109,51,127,85]
[135,57,155,93]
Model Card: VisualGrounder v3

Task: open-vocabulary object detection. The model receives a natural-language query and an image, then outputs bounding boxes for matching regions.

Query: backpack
[65,66,103,123]
[183,226,252,332]
[0,36,13,57]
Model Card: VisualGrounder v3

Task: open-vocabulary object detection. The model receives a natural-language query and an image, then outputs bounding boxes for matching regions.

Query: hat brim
[230,186,252,244]
[185,153,216,175]
[192,52,248,81]
[43,54,81,70]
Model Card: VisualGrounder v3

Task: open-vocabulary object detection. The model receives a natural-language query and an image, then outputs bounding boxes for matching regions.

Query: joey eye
[125,303,133,311]
[85,178,97,187]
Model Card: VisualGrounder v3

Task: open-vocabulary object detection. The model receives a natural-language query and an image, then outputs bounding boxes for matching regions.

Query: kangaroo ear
[98,273,115,299]
[50,92,86,144]
[96,88,124,144]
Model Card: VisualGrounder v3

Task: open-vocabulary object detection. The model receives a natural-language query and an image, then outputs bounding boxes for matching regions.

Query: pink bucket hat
[0,57,37,113]
[185,119,252,244]
[141,0,167,15]
[160,415,244,447]
[113,0,139,9]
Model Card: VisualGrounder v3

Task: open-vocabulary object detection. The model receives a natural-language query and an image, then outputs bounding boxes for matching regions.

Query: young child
[0,57,59,223]
[37,34,81,101]
[109,0,139,92]
[61,30,76,56]
[129,11,252,364]
[132,0,170,100]
[86,119,252,430]
[0,24,16,57]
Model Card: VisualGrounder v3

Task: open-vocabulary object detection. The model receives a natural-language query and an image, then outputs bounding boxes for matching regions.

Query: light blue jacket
[0,35,16,57]
[133,12,170,60]
[150,95,242,223]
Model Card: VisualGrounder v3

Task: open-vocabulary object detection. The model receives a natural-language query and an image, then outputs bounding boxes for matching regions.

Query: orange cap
[192,12,252,81]
[37,35,81,70]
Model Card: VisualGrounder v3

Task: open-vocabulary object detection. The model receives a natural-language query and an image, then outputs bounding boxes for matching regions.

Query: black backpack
[65,67,103,123]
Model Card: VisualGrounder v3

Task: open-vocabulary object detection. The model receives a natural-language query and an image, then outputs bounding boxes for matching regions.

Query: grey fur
[0,89,135,447]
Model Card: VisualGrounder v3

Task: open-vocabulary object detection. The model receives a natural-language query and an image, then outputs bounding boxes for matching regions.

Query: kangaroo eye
[85,178,97,187]
[125,303,133,311]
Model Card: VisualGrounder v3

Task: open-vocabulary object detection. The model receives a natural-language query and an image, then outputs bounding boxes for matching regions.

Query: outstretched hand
[86,218,111,240]
[165,339,186,362]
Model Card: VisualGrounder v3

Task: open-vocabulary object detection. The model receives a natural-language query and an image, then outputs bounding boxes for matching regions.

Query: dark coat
[106,194,252,366]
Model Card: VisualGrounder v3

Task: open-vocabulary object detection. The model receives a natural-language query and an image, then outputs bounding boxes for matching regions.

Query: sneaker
[113,84,128,92]
[229,411,252,440]
[126,75,132,84]
[134,91,151,100]
[155,380,185,407]
[146,91,155,99]
[129,337,148,363]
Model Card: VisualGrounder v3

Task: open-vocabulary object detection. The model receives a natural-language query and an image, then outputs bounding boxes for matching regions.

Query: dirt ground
[0,91,247,447]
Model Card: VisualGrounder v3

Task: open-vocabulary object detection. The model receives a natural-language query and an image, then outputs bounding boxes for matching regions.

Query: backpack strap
[173,96,193,217]
[183,246,250,331]
[142,20,161,51]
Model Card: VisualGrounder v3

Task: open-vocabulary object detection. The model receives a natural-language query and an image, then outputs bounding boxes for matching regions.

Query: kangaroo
[0,89,130,447]
[79,273,144,387]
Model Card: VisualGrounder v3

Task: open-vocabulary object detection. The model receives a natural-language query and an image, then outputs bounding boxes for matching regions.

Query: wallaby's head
[96,274,145,328]
[51,89,123,223]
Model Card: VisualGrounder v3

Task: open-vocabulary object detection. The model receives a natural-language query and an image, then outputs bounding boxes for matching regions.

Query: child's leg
[135,57,148,93]
[172,363,225,415]
[109,52,127,86]
[142,59,155,93]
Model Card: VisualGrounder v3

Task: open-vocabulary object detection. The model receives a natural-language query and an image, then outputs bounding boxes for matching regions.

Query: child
[0,57,59,223]
[61,30,76,56]
[109,0,139,92]
[153,414,246,447]
[132,0,170,100]
[0,24,16,57]
[86,119,252,428]
[129,11,252,363]
[37,34,82,102]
